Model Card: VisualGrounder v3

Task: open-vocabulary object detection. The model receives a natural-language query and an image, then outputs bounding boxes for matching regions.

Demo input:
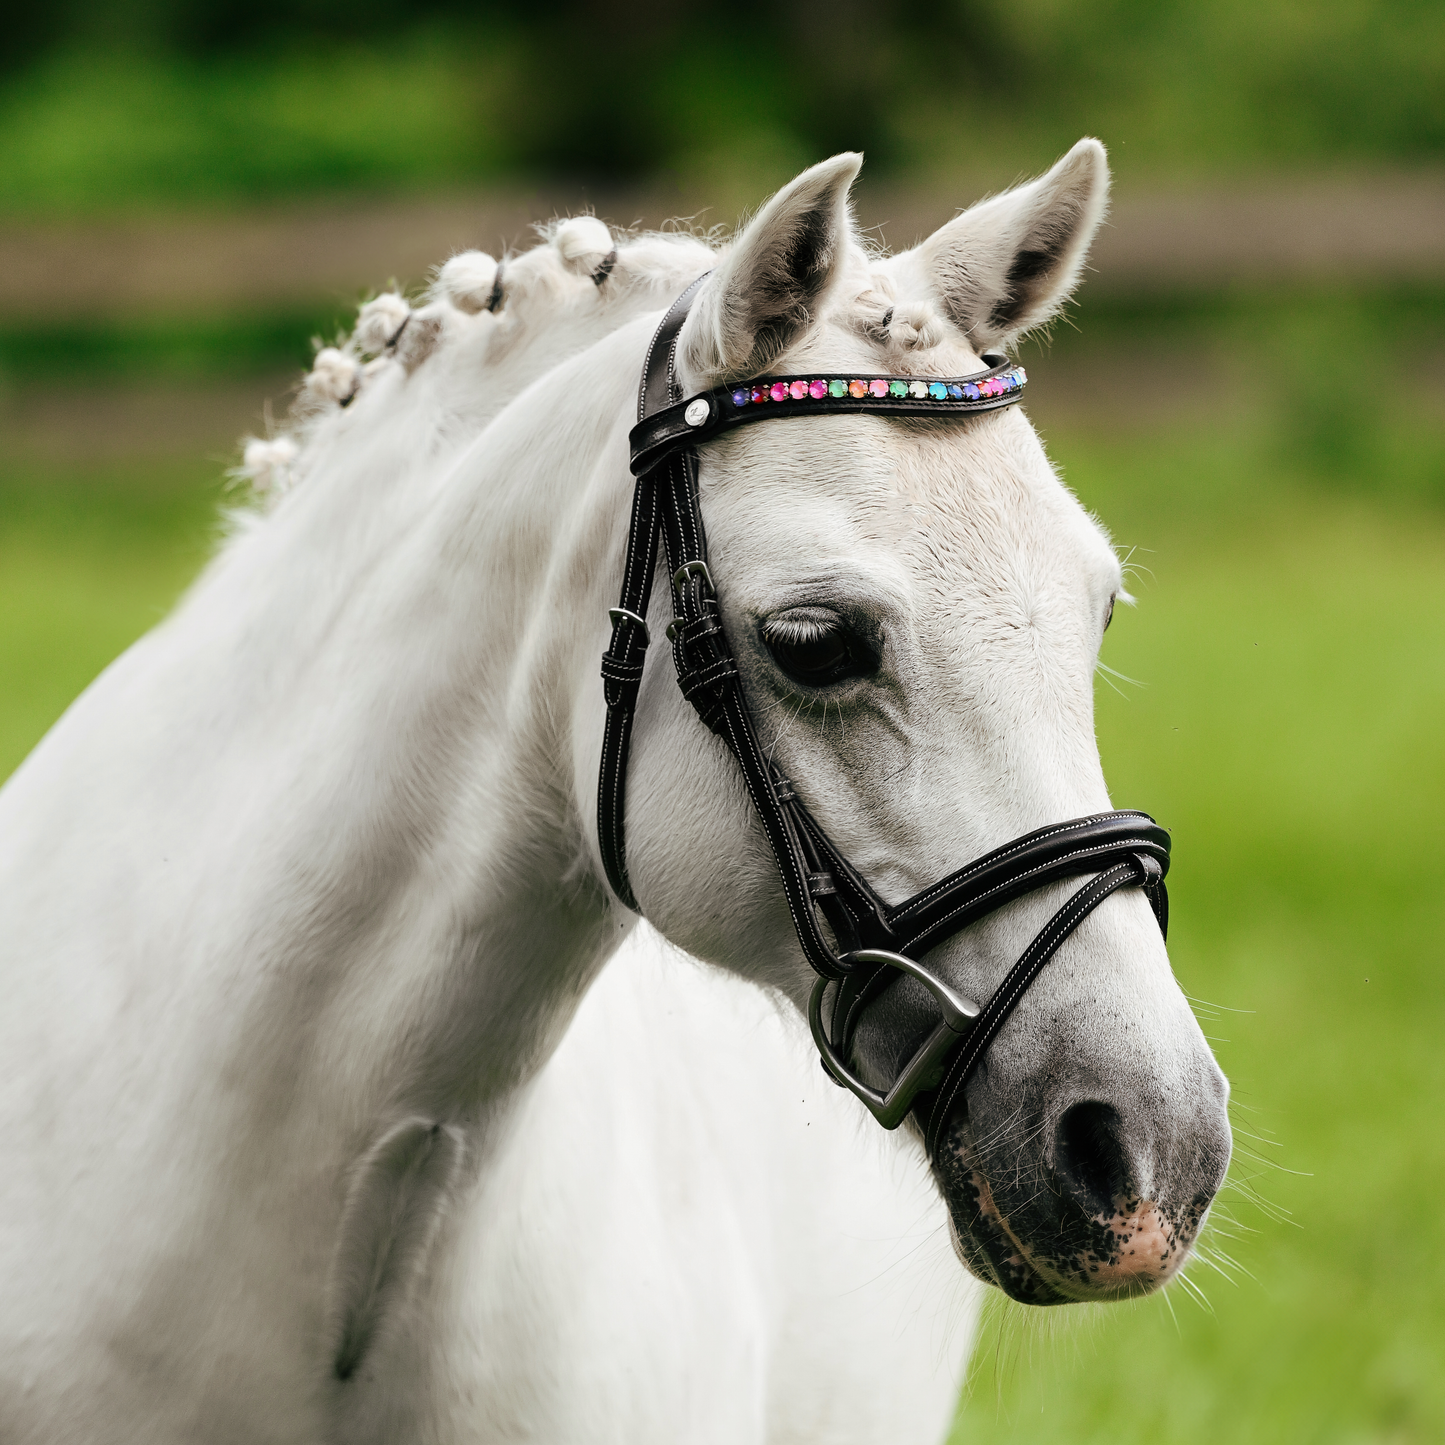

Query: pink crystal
[770,381,789,402]
[809,378,828,399]
[869,378,889,398]
[789,379,808,399]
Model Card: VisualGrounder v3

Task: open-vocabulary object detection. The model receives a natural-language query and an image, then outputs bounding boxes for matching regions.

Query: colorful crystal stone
[770,381,789,402]
[962,383,979,401]
[789,379,809,400]
[809,378,828,399]
[907,380,927,399]
[1015,367,1028,385]
[829,379,847,397]
[869,379,889,398]
[732,388,750,407]
[947,383,964,400]
[888,379,909,398]
[751,387,766,404]
[928,382,948,400]
[848,379,867,398]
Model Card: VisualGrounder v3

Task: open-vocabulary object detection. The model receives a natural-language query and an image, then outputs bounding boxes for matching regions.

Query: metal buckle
[607,607,650,645]
[808,949,980,1131]
[672,559,714,594]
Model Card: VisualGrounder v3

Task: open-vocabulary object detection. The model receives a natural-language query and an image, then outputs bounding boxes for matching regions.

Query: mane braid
[233,217,950,514]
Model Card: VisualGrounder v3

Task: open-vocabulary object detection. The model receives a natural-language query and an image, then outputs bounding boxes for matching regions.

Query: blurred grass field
[2,317,1441,1442]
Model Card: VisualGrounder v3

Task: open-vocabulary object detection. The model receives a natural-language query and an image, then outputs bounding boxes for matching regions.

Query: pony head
[621,143,1230,1304]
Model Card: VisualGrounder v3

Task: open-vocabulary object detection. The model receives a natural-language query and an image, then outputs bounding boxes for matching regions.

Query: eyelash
[761,613,873,687]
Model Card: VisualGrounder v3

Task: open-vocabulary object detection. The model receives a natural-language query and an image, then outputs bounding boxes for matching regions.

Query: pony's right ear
[678,153,861,389]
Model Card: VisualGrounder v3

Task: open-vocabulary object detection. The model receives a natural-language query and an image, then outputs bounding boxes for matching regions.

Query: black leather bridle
[599,278,1170,1155]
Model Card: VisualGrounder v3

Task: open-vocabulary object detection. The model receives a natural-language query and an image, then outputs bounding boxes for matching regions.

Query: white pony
[0,140,1229,1443]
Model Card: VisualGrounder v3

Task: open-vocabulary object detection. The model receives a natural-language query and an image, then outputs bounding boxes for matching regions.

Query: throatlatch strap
[596,469,658,911]
[597,276,710,907]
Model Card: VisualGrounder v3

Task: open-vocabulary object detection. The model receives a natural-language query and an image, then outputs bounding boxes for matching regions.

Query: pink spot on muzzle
[1079,1200,1183,1287]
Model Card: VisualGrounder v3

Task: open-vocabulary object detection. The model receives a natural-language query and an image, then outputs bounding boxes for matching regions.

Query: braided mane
[235,215,947,502]
[236,220,717,498]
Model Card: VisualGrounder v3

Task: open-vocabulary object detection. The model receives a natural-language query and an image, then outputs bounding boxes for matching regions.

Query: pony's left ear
[679,152,861,388]
[914,138,1110,350]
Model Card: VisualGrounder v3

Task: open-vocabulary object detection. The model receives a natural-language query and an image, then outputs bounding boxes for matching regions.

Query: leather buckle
[672,559,715,594]
[607,606,650,646]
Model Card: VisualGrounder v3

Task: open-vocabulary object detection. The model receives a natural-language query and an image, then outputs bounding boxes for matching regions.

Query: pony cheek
[621,706,799,989]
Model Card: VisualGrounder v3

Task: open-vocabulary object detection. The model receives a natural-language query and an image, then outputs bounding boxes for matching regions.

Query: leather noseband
[598,277,1169,1155]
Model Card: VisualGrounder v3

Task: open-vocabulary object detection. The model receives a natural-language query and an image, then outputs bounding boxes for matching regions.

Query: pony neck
[0,308,659,1418]
[3,316,650,1152]
[243,321,649,1109]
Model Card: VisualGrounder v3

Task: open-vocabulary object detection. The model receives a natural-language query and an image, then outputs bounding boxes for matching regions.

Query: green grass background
[3,358,1440,1443]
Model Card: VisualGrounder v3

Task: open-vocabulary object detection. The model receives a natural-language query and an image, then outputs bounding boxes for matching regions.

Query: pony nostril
[1054,1101,1134,1215]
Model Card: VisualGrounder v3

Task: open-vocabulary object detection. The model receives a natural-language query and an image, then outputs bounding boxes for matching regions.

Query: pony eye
[1103,596,1116,632]
[761,610,867,687]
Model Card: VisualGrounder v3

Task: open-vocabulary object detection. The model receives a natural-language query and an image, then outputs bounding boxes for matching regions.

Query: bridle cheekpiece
[599,276,1170,1155]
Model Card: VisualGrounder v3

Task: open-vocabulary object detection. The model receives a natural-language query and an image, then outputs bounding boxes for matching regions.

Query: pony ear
[678,153,862,387]
[913,138,1110,350]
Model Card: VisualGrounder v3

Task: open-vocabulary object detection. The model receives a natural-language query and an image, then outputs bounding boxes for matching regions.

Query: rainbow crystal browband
[729,367,1026,408]
[628,354,1027,476]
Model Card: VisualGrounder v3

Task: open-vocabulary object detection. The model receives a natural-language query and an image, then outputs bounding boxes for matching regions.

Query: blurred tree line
[0,0,1440,214]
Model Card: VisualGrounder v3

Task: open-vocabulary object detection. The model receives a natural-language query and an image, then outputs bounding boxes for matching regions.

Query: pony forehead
[706,400,1121,613]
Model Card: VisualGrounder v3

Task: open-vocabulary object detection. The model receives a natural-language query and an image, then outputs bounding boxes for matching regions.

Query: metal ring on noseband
[809,951,980,1130]
[598,275,1172,1153]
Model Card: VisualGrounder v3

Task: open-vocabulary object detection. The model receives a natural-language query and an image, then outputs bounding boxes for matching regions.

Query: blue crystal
[947,383,964,400]
[962,383,979,401]
[732,389,750,407]
[928,382,948,400]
